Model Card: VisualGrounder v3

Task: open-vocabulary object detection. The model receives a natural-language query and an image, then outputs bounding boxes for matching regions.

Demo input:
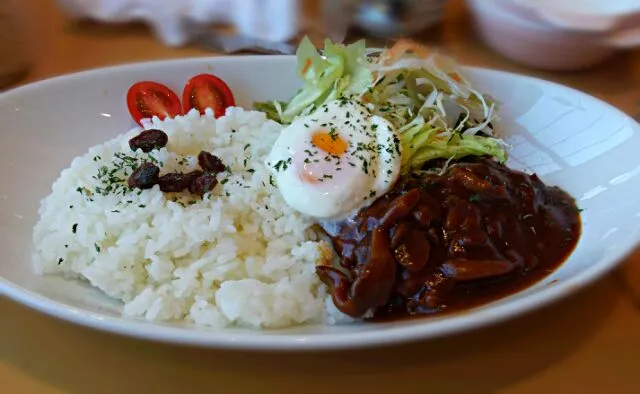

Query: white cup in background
[232,0,300,43]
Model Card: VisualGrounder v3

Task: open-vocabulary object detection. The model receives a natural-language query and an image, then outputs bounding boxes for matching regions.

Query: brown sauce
[316,157,581,320]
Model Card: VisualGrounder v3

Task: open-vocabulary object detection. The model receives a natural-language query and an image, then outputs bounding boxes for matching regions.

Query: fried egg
[267,99,402,219]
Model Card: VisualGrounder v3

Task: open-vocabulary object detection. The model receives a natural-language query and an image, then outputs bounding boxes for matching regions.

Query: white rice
[32,108,353,328]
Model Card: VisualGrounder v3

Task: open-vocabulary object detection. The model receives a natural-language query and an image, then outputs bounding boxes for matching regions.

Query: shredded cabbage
[254,38,508,173]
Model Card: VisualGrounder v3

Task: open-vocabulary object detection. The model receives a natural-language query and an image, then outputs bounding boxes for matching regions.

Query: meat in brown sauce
[317,157,581,320]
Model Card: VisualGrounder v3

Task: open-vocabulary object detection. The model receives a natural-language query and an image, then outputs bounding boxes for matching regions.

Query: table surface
[2,1,640,393]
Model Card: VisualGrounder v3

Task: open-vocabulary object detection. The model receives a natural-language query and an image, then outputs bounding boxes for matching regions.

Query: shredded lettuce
[253,100,285,122]
[398,118,507,170]
[254,38,508,173]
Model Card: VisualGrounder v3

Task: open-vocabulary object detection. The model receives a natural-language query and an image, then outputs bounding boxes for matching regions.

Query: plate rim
[1,56,639,351]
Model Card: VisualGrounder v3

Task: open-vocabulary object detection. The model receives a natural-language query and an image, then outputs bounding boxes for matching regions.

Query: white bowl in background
[508,0,640,35]
[466,0,640,71]
[1,56,640,350]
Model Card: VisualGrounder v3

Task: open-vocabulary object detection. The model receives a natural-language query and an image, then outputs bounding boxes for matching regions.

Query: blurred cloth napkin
[56,0,302,51]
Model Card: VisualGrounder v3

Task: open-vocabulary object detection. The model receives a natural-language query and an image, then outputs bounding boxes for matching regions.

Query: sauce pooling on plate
[316,157,582,319]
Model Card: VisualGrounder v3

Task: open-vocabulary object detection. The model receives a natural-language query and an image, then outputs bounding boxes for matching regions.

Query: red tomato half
[127,81,182,125]
[182,74,235,118]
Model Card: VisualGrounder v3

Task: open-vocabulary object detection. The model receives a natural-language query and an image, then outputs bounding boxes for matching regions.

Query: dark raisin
[127,162,160,189]
[189,173,218,196]
[158,170,203,192]
[129,129,169,153]
[198,151,226,173]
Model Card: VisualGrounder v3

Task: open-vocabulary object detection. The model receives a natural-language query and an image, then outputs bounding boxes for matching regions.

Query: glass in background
[318,0,447,47]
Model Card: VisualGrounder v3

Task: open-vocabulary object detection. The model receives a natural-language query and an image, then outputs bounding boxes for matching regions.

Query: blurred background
[1,1,640,392]
[1,0,639,116]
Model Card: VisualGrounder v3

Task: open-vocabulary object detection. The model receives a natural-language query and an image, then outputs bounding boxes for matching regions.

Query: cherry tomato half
[182,74,235,118]
[127,81,182,126]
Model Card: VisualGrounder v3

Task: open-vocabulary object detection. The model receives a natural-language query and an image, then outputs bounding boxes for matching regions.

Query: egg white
[266,99,402,219]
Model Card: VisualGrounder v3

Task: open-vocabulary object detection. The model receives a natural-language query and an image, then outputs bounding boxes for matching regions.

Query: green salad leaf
[254,38,508,173]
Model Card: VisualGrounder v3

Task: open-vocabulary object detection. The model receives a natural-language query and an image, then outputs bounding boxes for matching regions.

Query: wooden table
[3,1,639,393]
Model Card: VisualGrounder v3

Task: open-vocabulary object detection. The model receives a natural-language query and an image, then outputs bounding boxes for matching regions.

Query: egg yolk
[311,131,348,156]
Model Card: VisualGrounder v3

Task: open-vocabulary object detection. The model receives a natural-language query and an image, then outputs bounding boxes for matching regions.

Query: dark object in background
[351,0,447,38]
[0,1,31,89]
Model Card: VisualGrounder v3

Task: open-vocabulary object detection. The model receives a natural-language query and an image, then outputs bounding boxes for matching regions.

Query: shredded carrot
[301,58,312,76]
[383,39,430,65]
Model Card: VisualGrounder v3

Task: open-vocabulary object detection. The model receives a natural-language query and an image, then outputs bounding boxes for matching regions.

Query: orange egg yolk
[311,131,348,156]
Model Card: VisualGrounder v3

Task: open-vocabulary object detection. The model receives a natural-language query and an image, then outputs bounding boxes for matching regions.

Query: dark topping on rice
[198,151,226,173]
[158,170,204,193]
[127,162,160,189]
[92,130,231,201]
[189,173,218,197]
[129,129,168,153]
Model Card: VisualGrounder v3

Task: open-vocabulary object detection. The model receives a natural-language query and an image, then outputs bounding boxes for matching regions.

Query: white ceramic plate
[1,56,639,350]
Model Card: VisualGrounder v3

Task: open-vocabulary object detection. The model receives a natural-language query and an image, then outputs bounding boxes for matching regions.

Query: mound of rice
[32,108,351,328]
